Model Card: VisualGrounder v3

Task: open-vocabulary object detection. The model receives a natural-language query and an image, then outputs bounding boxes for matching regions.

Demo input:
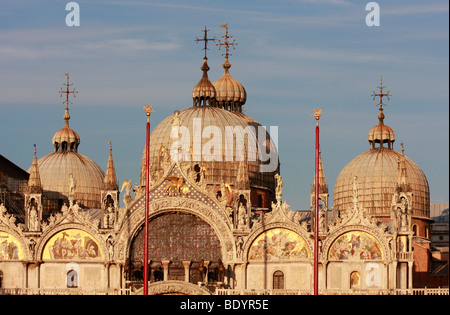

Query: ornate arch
[36,223,107,262]
[243,222,313,261]
[116,196,235,264]
[322,225,391,262]
[0,228,28,260]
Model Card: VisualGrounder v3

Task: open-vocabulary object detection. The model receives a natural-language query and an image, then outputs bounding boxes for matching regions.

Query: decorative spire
[193,28,217,107]
[59,73,78,128]
[28,144,42,194]
[396,142,411,190]
[104,141,118,190]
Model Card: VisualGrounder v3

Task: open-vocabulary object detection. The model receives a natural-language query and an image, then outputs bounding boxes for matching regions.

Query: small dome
[368,108,395,149]
[52,127,80,152]
[192,57,216,107]
[213,59,246,112]
[368,124,395,145]
[52,108,80,153]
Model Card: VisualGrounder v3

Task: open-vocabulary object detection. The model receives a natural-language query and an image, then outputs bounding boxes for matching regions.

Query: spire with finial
[53,73,80,152]
[59,73,78,128]
[368,77,395,149]
[193,27,217,107]
[213,24,246,112]
[104,141,118,190]
[311,146,328,211]
[396,141,411,191]
[28,144,42,194]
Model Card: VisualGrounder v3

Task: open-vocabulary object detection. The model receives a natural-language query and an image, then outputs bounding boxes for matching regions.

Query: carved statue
[28,204,39,231]
[121,179,132,197]
[275,173,283,203]
[235,236,244,258]
[69,173,76,195]
[171,110,181,127]
[397,197,410,232]
[237,202,247,228]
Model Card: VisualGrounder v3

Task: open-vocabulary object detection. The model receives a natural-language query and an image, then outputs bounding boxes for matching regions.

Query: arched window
[350,271,360,289]
[67,269,78,288]
[273,270,284,289]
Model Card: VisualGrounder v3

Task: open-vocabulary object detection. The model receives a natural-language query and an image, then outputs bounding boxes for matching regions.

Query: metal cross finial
[59,73,78,109]
[195,26,216,59]
[216,24,237,59]
[371,76,391,108]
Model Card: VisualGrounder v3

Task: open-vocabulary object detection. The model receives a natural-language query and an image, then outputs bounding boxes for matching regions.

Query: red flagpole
[314,110,321,295]
[143,106,153,295]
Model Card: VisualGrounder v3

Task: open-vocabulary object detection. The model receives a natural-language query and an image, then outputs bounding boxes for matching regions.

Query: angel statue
[121,179,133,207]
[121,179,132,197]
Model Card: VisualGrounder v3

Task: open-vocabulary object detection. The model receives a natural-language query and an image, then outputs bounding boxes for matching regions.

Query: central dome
[140,106,278,196]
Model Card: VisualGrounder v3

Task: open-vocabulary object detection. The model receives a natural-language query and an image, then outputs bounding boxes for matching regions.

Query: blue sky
[0,0,448,210]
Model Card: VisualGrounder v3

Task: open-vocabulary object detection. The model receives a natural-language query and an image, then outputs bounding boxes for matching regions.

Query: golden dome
[333,148,429,219]
[213,58,246,112]
[140,106,279,195]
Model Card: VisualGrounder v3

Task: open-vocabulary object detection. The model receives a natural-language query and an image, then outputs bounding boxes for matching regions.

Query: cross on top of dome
[195,26,216,59]
[371,76,391,109]
[216,24,238,60]
[59,73,78,109]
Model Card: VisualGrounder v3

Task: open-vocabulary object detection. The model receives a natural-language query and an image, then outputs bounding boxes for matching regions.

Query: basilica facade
[0,27,444,295]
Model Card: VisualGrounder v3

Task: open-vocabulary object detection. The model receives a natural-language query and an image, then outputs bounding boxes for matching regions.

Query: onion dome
[213,58,247,112]
[333,79,429,219]
[213,24,246,113]
[192,57,216,107]
[51,106,81,152]
[368,107,395,149]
